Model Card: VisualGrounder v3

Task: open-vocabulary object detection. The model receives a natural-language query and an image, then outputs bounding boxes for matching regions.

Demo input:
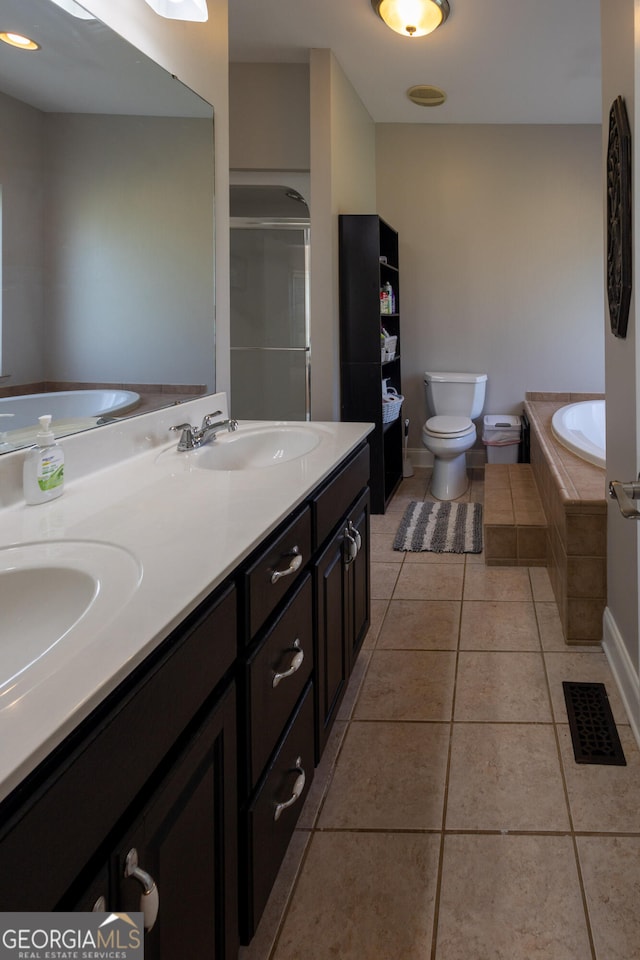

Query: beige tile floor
[241,473,640,960]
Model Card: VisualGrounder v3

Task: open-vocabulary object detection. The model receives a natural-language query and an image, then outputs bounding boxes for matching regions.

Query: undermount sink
[0,541,142,699]
[158,424,323,471]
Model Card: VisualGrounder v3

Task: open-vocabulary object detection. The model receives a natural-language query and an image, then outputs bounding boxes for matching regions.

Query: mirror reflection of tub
[551,399,605,469]
[0,390,140,450]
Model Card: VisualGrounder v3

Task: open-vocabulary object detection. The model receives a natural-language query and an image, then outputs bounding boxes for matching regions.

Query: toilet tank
[424,372,487,419]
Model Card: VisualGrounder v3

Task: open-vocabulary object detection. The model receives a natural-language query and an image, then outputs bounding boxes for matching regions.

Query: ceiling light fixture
[143,0,208,22]
[0,31,40,51]
[47,0,95,19]
[371,0,450,38]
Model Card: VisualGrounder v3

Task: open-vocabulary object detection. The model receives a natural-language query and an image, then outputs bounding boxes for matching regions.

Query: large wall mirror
[0,0,215,451]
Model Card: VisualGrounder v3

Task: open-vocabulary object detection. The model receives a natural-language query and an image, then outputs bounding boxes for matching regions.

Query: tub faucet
[170,410,238,451]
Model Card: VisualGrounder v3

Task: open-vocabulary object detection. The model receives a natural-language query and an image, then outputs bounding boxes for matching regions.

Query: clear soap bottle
[23,415,65,505]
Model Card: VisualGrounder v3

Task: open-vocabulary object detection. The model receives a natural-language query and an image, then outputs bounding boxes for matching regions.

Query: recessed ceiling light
[0,32,40,51]
[407,84,447,107]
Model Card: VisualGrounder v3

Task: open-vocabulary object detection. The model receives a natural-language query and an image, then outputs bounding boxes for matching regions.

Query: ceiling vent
[407,84,447,107]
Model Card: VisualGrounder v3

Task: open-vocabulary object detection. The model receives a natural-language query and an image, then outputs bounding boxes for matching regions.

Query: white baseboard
[602,607,640,750]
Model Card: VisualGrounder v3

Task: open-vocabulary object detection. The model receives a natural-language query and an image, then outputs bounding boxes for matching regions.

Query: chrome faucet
[170,410,238,451]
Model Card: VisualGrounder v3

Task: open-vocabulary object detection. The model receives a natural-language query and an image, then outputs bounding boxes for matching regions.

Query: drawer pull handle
[348,520,362,552]
[272,638,304,688]
[271,546,302,584]
[124,848,160,932]
[274,757,306,821]
[344,527,358,565]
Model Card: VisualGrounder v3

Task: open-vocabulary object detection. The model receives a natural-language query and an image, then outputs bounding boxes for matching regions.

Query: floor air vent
[562,681,626,766]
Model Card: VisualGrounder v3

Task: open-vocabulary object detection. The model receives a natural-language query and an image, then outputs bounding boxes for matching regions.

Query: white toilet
[422,371,488,500]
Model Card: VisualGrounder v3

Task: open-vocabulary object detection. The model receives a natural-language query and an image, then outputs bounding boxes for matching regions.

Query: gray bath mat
[393,500,483,553]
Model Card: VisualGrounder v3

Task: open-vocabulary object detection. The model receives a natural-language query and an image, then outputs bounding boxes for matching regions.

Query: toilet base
[430,451,469,500]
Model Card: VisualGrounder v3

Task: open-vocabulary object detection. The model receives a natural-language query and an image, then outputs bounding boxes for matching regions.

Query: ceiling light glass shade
[372,0,450,37]
[143,0,208,22]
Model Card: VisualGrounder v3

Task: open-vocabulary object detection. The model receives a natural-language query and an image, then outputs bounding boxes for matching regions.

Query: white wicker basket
[382,389,403,424]
[383,335,397,361]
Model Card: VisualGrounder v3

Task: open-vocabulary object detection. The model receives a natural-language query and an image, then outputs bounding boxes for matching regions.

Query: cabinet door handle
[272,638,304,688]
[273,756,306,821]
[271,546,302,584]
[124,848,160,932]
[348,520,362,552]
[344,528,358,565]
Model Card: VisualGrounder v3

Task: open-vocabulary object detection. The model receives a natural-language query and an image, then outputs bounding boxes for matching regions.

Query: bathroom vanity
[0,396,372,958]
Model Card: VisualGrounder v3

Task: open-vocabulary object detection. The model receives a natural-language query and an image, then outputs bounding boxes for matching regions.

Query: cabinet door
[114,682,238,960]
[314,527,349,760]
[346,490,371,673]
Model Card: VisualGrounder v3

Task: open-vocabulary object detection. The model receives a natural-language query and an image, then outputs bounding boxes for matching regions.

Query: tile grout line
[532,580,599,960]
[429,542,468,960]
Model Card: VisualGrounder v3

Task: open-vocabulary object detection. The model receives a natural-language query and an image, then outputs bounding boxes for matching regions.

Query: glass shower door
[230,222,310,421]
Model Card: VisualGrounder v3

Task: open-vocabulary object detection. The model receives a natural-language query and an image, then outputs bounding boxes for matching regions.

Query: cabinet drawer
[245,575,313,791]
[243,506,311,639]
[243,684,314,942]
[311,443,369,548]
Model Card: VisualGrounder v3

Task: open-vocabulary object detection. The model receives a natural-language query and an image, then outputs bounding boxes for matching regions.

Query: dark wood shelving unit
[339,214,403,513]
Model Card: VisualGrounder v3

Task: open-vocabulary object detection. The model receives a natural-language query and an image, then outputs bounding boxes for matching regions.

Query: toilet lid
[425,415,474,437]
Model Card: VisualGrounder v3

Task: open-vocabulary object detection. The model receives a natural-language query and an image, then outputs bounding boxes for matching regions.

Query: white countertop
[0,394,372,802]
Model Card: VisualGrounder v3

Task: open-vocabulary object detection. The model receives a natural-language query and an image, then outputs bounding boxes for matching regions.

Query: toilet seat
[424,415,474,438]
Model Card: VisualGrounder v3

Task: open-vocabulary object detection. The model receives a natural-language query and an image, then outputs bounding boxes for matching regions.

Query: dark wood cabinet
[0,442,372,959]
[0,583,239,960]
[73,683,238,960]
[314,523,350,756]
[314,488,370,758]
[238,443,370,944]
[241,684,314,940]
[237,515,316,945]
[339,214,403,513]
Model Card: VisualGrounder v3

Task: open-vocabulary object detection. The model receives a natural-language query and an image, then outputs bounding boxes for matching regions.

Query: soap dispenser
[23,415,65,505]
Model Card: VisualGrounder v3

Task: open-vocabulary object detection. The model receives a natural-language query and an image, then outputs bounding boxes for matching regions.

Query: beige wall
[601,0,640,738]
[229,64,310,171]
[375,123,604,449]
[309,50,376,419]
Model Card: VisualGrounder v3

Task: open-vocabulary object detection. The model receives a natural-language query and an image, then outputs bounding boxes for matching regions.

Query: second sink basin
[0,540,142,702]
[195,425,320,470]
[157,424,324,472]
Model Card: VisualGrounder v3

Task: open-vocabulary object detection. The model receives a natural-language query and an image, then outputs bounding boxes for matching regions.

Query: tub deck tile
[524,396,606,645]
[484,464,547,566]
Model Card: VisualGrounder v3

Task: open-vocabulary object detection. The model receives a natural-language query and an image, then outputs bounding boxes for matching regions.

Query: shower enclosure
[229,185,310,421]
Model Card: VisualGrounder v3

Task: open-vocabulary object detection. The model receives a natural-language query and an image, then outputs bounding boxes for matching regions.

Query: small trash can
[482,415,522,464]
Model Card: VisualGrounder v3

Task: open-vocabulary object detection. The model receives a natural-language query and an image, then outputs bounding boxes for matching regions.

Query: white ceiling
[228,0,603,125]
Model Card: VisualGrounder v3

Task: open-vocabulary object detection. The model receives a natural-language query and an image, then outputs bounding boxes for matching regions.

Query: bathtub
[551,399,605,469]
[0,390,140,432]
